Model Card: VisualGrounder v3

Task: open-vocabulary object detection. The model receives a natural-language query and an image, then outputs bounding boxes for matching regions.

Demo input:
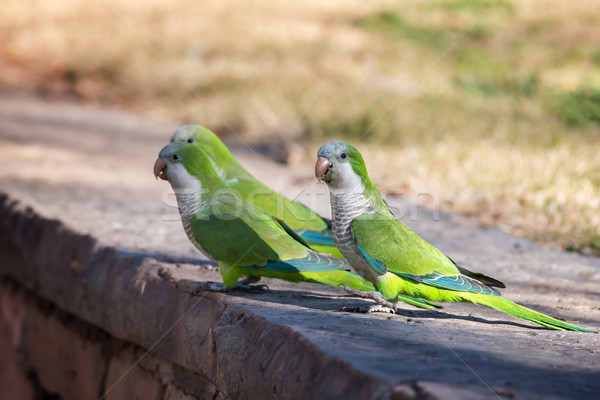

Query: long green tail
[468,294,596,333]
[396,295,442,310]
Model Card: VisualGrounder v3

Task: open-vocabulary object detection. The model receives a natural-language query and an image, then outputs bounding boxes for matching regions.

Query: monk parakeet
[152,141,378,294]
[170,125,341,257]
[316,141,595,332]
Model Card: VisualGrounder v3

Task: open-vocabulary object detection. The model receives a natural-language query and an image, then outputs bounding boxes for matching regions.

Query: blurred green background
[2,0,599,253]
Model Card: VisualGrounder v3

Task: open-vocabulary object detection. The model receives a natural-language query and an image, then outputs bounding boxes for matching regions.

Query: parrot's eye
[172,154,181,161]
[187,138,195,143]
[340,152,347,160]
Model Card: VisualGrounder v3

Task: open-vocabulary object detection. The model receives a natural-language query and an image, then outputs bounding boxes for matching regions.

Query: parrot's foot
[341,304,395,314]
[193,281,230,293]
[338,285,396,312]
[238,277,261,285]
[234,278,269,292]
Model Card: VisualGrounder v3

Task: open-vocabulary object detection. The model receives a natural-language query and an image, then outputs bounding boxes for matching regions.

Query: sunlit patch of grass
[302,109,381,141]
[355,11,452,50]
[555,88,600,127]
[567,234,600,254]
[589,235,600,253]
[437,0,514,14]
[455,75,539,97]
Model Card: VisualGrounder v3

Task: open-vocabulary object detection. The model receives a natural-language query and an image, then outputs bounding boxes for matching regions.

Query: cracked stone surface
[1,94,599,400]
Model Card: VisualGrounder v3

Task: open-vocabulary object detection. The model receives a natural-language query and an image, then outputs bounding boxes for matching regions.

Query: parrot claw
[338,284,397,312]
[341,304,396,314]
[238,277,262,285]
[234,281,270,292]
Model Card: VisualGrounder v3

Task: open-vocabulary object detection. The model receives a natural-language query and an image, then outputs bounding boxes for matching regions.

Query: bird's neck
[172,177,204,242]
[330,184,369,220]
[329,183,391,252]
[330,183,371,244]
[327,185,376,282]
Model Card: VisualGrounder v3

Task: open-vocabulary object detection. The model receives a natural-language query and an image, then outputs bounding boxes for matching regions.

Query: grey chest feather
[330,192,381,283]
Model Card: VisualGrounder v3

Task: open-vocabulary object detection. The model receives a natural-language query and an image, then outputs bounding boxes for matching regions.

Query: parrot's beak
[315,157,332,183]
[153,158,168,181]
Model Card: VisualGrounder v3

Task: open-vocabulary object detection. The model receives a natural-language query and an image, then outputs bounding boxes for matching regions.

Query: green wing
[191,200,348,272]
[273,217,311,248]
[350,212,499,296]
[448,256,506,288]
[228,177,330,235]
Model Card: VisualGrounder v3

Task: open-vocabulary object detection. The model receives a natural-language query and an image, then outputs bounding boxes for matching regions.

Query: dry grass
[2,0,600,253]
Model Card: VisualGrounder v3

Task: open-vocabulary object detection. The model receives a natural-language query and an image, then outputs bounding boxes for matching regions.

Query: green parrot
[170,125,341,257]
[315,141,595,332]
[153,141,381,295]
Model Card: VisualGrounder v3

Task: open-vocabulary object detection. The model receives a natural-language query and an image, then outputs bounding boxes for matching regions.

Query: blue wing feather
[243,250,351,272]
[396,272,500,296]
[355,242,387,274]
[297,229,336,246]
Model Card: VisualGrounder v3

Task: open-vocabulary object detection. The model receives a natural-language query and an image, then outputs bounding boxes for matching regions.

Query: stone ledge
[2,187,600,399]
[0,193,393,400]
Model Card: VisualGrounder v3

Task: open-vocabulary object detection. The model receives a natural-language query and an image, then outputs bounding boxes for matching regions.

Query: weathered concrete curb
[0,193,397,400]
